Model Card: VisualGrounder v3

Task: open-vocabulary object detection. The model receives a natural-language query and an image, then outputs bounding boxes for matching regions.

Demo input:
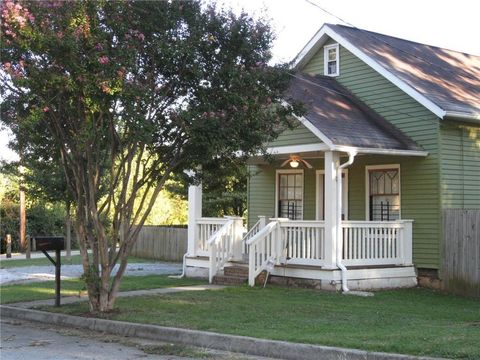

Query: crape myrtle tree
[0,0,301,312]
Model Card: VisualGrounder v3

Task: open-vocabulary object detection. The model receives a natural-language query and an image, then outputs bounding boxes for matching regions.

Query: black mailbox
[34,236,65,251]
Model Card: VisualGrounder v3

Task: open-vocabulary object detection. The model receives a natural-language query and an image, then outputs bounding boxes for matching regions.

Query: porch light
[289,159,299,168]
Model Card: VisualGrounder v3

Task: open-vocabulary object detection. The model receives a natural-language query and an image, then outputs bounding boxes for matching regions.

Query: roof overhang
[444,111,480,124]
[292,24,450,120]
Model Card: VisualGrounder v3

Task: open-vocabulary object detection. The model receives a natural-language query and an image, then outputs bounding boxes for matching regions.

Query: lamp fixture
[280,155,313,169]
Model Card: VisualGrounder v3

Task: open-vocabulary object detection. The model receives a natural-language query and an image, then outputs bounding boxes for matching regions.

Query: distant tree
[0,0,300,312]
[170,159,248,218]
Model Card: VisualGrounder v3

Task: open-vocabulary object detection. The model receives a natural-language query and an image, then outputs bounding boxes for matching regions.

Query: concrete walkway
[9,284,225,309]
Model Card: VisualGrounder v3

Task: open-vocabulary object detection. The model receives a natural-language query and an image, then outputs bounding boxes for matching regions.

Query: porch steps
[213,265,248,285]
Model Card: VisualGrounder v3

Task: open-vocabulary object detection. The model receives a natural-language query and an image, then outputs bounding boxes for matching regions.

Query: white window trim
[365,164,401,221]
[324,43,340,77]
[316,169,348,220]
[275,169,304,219]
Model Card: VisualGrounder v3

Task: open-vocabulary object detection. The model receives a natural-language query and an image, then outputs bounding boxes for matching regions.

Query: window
[324,44,339,76]
[366,165,401,221]
[276,170,303,220]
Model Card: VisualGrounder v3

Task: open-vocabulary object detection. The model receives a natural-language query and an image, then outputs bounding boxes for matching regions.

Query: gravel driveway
[0,262,182,285]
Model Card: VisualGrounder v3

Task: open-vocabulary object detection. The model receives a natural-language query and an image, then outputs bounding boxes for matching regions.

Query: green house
[185,24,480,293]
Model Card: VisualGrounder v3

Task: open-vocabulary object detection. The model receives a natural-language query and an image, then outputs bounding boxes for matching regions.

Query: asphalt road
[0,318,271,360]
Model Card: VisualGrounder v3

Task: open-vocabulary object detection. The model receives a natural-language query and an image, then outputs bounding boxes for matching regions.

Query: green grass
[0,275,205,304]
[0,254,156,269]
[48,286,480,359]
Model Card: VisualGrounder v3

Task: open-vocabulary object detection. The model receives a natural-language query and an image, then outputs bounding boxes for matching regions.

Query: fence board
[442,209,480,297]
[130,226,187,262]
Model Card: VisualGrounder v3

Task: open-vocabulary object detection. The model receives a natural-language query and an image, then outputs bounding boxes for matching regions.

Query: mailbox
[34,236,65,251]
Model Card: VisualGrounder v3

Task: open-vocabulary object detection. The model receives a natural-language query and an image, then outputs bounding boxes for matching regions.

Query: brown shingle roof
[286,73,423,151]
[327,24,480,117]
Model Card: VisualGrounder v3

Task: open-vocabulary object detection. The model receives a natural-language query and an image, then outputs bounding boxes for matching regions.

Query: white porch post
[324,151,339,269]
[258,215,267,229]
[230,216,245,261]
[187,182,202,257]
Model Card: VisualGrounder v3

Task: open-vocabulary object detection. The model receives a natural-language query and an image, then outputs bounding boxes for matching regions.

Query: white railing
[342,220,413,266]
[196,217,229,256]
[279,220,326,266]
[241,216,267,257]
[247,221,279,286]
[208,219,234,283]
[206,217,245,283]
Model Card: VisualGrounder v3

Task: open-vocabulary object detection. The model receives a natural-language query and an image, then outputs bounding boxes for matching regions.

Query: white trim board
[293,24,447,120]
[323,43,340,77]
[266,143,330,155]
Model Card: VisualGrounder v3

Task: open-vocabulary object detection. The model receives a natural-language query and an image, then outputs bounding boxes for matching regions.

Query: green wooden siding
[267,121,321,147]
[247,37,479,270]
[305,41,442,269]
[247,159,323,227]
[440,122,480,208]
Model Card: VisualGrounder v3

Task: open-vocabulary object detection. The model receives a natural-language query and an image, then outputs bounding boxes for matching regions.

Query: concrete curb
[0,305,443,360]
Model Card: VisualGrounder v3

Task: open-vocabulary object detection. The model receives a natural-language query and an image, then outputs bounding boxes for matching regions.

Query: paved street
[0,262,182,285]
[1,318,273,360]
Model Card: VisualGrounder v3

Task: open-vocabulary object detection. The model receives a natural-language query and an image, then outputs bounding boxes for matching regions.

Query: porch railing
[196,217,229,256]
[342,220,413,266]
[279,220,325,266]
[245,219,412,286]
[246,221,279,286]
[208,219,235,283]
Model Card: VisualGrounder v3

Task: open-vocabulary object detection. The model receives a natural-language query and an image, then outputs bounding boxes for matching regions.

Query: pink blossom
[43,106,49,112]
[95,43,104,51]
[138,33,145,42]
[98,56,109,64]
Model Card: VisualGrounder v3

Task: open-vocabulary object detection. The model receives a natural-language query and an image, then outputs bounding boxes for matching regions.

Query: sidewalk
[8,284,225,309]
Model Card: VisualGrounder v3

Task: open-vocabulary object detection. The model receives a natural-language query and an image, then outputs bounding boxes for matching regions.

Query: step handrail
[208,219,235,283]
[247,221,279,286]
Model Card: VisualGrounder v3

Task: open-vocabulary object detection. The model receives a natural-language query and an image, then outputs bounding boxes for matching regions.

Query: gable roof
[286,73,424,153]
[294,24,480,121]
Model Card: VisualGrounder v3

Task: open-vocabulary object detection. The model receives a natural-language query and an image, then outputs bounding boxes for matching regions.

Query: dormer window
[324,43,339,76]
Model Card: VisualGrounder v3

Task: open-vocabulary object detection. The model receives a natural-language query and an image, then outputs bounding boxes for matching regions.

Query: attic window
[324,43,339,76]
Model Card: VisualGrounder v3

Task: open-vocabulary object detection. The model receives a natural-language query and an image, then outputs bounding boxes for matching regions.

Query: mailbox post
[34,236,65,306]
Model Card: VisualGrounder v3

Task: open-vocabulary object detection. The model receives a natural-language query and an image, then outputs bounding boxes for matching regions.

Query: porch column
[187,182,202,257]
[324,151,339,269]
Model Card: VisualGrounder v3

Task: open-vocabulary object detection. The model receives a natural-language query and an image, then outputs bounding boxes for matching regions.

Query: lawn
[0,254,156,269]
[48,286,480,359]
[0,275,205,304]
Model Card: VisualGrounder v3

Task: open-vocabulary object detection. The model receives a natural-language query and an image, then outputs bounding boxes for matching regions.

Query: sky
[1,0,479,163]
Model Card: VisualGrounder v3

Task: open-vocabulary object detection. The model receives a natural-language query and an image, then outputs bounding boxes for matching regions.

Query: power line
[303,0,479,83]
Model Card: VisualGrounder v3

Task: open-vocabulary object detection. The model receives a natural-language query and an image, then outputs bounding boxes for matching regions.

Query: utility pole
[19,159,30,259]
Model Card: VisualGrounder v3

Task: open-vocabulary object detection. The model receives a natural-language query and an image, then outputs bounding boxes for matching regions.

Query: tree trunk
[65,202,71,261]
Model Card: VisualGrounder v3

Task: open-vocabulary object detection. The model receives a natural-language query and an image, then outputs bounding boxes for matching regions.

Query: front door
[316,170,348,220]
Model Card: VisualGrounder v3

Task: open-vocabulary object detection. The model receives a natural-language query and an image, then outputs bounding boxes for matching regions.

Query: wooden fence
[442,209,480,297]
[131,225,187,262]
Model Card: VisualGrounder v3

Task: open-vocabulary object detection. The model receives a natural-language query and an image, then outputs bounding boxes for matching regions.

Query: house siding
[440,122,480,208]
[303,42,442,269]
[247,160,322,227]
[267,121,321,147]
